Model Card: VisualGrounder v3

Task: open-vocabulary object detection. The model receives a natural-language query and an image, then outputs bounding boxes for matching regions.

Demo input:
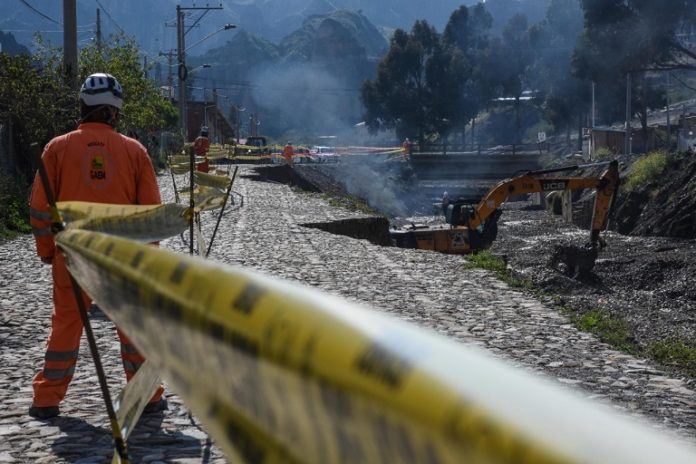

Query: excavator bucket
[549,243,599,278]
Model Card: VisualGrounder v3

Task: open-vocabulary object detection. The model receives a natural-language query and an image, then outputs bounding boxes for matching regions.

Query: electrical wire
[18,0,62,26]
[671,72,696,92]
[95,0,126,35]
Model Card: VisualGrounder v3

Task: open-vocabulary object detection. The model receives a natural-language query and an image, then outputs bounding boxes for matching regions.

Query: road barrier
[52,210,696,463]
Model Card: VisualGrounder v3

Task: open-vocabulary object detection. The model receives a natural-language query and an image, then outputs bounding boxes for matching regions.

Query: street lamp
[185,24,236,53]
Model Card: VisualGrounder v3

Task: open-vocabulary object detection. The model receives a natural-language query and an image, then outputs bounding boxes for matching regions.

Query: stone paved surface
[1,165,696,463]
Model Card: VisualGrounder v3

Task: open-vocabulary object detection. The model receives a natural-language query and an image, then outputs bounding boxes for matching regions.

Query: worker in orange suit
[193,126,211,173]
[283,141,294,165]
[28,73,167,419]
[402,137,412,160]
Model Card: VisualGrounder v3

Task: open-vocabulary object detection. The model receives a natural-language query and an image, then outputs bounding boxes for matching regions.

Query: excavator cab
[445,202,474,226]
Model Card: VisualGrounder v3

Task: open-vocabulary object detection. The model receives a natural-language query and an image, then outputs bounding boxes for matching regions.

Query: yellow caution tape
[231,155,273,161]
[57,201,190,242]
[55,228,696,464]
[170,163,190,175]
[178,185,227,211]
[169,155,206,165]
[113,360,161,441]
[206,150,229,160]
[194,171,232,190]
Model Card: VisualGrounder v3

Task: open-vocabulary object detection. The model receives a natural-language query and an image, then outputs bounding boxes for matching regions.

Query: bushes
[593,147,613,160]
[623,150,671,191]
[649,339,696,377]
[0,170,30,239]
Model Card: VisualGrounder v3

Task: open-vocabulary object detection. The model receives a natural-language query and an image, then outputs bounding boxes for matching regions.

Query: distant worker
[28,73,167,419]
[402,137,412,160]
[194,126,211,173]
[441,191,450,215]
[283,141,294,165]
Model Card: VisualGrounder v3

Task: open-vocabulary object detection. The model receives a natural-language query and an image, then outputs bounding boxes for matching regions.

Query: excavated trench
[301,218,392,246]
[250,163,696,383]
[246,164,396,246]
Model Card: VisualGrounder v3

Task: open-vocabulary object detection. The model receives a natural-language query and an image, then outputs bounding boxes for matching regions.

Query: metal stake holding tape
[205,166,238,258]
[31,142,131,463]
[189,145,195,255]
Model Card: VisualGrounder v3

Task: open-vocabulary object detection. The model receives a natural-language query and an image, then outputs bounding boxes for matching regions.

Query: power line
[18,0,62,26]
[95,0,125,35]
[671,72,696,92]
[1,28,91,33]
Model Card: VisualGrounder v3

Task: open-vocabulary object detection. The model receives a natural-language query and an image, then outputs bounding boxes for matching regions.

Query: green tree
[361,21,465,145]
[0,36,177,236]
[573,0,694,143]
[529,0,587,148]
[80,35,178,136]
[490,14,533,143]
[442,4,495,145]
[575,0,696,79]
[0,51,74,177]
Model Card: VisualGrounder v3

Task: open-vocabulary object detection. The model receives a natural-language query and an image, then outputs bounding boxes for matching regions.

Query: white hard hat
[79,73,123,109]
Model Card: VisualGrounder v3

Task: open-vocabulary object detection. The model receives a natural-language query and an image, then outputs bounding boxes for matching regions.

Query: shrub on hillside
[623,151,671,191]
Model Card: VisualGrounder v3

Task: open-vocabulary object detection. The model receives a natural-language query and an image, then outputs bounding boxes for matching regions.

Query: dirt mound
[613,152,696,238]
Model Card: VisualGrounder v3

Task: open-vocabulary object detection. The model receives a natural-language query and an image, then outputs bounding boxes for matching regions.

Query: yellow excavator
[390,160,620,256]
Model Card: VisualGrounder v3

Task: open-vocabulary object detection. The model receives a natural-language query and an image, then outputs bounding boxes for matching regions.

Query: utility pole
[176,5,186,139]
[624,72,632,155]
[175,3,224,256]
[666,71,671,150]
[63,0,78,90]
[96,8,102,50]
[591,81,596,128]
[158,50,176,97]
[176,4,224,142]
[213,86,218,143]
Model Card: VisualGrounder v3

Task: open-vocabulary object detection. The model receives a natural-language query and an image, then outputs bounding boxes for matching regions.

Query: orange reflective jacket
[193,136,210,156]
[30,122,161,259]
[283,144,294,161]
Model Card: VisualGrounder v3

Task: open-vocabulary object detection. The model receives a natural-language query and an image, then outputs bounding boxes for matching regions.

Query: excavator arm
[468,160,619,248]
[390,160,620,254]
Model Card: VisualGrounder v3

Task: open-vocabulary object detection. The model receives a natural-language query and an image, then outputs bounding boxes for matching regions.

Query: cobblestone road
[1,166,695,463]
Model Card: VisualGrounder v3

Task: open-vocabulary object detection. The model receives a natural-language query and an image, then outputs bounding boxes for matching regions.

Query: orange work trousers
[32,252,164,407]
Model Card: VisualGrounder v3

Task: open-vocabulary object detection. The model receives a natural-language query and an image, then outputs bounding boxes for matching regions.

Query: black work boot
[28,405,60,419]
[143,398,168,415]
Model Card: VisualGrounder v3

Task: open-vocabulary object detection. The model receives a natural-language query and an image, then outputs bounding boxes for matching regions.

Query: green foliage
[593,147,613,160]
[574,1,695,79]
[0,171,31,239]
[623,151,671,191]
[571,309,639,353]
[0,51,75,177]
[360,20,469,143]
[0,35,177,184]
[649,339,696,376]
[464,250,507,273]
[464,250,534,288]
[79,35,178,134]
